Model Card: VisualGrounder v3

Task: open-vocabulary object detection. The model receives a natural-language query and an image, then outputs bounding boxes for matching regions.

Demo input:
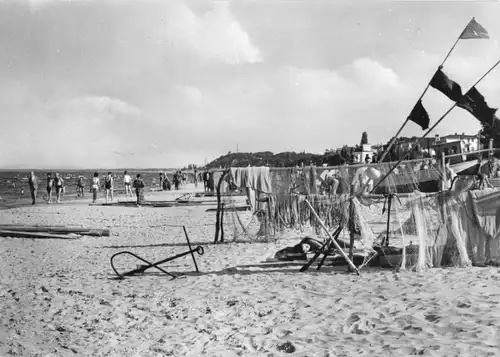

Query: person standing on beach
[123,171,132,197]
[173,171,180,190]
[203,170,210,192]
[133,173,145,205]
[104,172,114,203]
[159,173,165,191]
[77,176,85,198]
[28,172,38,205]
[54,173,64,204]
[91,172,100,203]
[46,173,54,203]
[193,169,198,188]
[163,172,171,190]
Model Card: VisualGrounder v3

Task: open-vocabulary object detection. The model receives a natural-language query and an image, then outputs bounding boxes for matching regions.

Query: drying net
[219,159,500,270]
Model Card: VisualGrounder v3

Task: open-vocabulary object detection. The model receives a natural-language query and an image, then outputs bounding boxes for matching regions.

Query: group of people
[23,168,214,206]
[88,171,145,205]
[158,171,196,191]
[27,172,65,205]
[24,171,147,205]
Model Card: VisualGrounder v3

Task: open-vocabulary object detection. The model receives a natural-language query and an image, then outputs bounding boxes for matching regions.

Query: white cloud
[0,94,145,168]
[166,1,262,65]
[49,96,143,125]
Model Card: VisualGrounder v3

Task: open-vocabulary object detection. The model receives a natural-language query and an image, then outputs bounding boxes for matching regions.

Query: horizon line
[0,167,204,172]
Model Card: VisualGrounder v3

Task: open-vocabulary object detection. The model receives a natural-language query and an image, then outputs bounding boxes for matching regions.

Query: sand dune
[1,187,500,356]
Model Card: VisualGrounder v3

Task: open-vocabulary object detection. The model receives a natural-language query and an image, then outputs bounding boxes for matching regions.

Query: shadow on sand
[99,241,215,249]
[105,258,380,281]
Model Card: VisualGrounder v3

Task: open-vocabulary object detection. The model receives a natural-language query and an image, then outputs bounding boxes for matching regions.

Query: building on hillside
[353,144,377,163]
[387,137,434,161]
[431,133,481,164]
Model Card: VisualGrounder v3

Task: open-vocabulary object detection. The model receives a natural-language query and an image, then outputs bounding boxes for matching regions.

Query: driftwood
[207,205,250,212]
[0,229,81,239]
[196,192,245,198]
[90,202,174,208]
[0,225,110,237]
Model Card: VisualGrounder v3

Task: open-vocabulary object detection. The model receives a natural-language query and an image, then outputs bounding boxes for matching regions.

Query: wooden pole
[304,199,360,275]
[441,154,447,191]
[348,189,356,270]
[214,169,230,244]
[370,59,500,194]
[379,119,409,163]
[0,225,110,237]
[0,230,81,239]
[220,203,225,243]
[378,17,472,163]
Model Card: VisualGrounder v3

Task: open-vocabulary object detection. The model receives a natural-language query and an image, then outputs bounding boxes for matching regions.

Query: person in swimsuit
[28,171,38,205]
[133,174,145,205]
[46,173,54,203]
[104,172,114,203]
[91,172,100,203]
[77,176,85,198]
[54,172,64,204]
[123,171,132,197]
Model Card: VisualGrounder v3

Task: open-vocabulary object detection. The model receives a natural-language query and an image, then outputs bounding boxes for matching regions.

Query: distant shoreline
[0,168,183,172]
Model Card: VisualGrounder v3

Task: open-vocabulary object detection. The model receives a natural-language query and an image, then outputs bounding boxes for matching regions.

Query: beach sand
[1,185,500,357]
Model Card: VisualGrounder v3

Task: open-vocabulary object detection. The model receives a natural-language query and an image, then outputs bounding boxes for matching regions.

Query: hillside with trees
[206,150,348,169]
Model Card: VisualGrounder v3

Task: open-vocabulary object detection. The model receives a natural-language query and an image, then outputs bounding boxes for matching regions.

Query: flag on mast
[459,18,489,39]
[430,67,463,102]
[458,87,498,127]
[408,100,430,130]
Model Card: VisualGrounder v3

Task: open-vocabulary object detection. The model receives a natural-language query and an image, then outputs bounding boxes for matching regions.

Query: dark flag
[430,67,463,102]
[460,18,489,39]
[458,86,498,127]
[408,100,430,130]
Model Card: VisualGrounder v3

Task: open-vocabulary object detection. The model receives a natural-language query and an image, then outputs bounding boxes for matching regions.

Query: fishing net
[218,158,500,270]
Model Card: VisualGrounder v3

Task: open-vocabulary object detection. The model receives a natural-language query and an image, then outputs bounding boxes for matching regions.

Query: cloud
[149,58,412,157]
[2,1,500,168]
[166,1,262,65]
[49,96,143,125]
[0,94,145,169]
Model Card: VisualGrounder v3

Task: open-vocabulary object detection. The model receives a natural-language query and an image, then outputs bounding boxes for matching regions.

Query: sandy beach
[1,186,500,357]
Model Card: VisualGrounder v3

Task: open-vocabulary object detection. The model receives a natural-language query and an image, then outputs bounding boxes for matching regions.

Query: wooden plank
[0,226,110,237]
[0,230,80,239]
[206,205,250,212]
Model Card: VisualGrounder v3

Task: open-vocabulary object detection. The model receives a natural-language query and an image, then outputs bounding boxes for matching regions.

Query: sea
[0,169,195,209]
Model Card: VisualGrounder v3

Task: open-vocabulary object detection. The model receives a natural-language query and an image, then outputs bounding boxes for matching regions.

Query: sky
[1,0,500,169]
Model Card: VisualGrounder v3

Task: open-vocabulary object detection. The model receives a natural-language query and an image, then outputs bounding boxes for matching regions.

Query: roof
[440,134,477,139]
[432,139,462,146]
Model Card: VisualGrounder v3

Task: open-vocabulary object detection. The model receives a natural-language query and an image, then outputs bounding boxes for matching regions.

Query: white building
[353,144,376,163]
[432,133,480,155]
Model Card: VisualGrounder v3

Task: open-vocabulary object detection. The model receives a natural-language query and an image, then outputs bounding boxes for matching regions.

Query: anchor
[110,226,204,280]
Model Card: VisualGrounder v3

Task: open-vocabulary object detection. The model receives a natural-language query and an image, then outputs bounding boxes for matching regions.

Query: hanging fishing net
[218,159,500,270]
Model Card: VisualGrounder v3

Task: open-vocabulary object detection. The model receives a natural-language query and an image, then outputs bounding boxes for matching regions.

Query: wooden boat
[373,160,484,194]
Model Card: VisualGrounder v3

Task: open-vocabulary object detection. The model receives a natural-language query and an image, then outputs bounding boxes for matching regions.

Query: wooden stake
[304,199,360,275]
[214,169,230,244]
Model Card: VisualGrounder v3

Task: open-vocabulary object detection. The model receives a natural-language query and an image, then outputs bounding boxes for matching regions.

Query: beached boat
[373,159,484,194]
